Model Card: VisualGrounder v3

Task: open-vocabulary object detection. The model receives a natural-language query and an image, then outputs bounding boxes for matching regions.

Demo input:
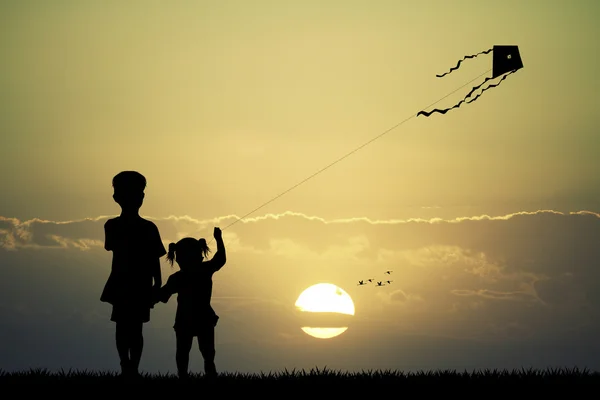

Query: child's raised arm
[209,227,226,272]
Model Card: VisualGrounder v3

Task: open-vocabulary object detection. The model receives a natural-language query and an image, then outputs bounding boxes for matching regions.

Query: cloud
[389,289,423,303]
[2,209,598,250]
[450,289,539,303]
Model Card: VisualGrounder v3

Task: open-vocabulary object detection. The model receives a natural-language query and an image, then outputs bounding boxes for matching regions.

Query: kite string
[208,68,492,245]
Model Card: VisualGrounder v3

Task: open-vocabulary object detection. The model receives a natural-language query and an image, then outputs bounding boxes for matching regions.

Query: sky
[1,0,600,374]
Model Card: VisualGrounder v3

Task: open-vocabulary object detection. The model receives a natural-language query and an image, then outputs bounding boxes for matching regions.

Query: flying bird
[376,281,385,286]
[367,279,374,283]
[357,280,366,286]
[385,271,393,275]
[386,280,393,284]
[417,45,524,117]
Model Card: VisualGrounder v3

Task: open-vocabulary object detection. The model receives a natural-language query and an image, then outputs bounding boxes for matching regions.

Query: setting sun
[295,283,355,315]
[295,283,355,339]
[301,327,348,339]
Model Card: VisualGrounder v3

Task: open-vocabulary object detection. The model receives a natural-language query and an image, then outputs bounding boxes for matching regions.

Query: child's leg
[115,321,130,373]
[198,325,216,377]
[128,321,144,374]
[175,330,193,378]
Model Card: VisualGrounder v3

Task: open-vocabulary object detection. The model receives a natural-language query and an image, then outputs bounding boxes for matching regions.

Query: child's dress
[159,255,225,334]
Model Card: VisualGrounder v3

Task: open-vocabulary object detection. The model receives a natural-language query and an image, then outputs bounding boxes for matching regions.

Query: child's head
[166,237,211,269]
[112,171,146,212]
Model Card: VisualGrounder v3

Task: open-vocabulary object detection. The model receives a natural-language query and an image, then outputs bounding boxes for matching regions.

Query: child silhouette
[100,171,166,377]
[157,227,226,379]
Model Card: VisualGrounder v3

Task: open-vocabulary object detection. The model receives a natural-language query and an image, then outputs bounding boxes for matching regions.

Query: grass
[1,367,598,391]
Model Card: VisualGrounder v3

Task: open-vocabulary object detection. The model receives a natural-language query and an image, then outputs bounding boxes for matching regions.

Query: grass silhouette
[1,366,598,389]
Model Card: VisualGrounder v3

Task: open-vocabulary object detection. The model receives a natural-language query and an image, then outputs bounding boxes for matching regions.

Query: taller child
[100,171,167,377]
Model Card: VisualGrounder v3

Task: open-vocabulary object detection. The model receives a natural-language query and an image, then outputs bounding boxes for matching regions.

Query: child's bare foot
[204,361,217,379]
[120,360,130,377]
[178,370,189,380]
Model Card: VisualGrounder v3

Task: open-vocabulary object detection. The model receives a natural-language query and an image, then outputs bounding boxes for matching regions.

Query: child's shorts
[111,303,150,323]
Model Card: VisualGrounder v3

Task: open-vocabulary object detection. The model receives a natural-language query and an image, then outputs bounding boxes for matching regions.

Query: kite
[210,46,525,248]
[417,45,523,117]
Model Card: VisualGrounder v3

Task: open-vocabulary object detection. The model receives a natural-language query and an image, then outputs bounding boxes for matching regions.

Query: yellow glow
[295,283,355,315]
[301,327,348,339]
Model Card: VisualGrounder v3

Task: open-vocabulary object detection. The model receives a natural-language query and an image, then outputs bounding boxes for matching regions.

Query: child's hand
[151,286,161,305]
[214,227,222,239]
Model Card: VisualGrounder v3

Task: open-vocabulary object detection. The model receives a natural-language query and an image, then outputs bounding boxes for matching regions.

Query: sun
[295,283,355,339]
[295,283,355,315]
[301,327,348,339]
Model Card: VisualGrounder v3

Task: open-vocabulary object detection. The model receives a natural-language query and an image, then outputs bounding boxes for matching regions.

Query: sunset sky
[1,1,600,374]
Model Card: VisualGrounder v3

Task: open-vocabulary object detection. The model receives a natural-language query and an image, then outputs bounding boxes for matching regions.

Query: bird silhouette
[357,280,366,286]
[367,279,374,283]
[376,281,385,286]
[385,270,393,275]
[386,280,393,284]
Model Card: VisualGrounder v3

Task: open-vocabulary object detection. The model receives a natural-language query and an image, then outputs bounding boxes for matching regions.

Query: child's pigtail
[198,238,211,259]
[166,242,177,267]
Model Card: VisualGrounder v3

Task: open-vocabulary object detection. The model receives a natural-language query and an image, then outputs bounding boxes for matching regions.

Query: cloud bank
[1,209,599,373]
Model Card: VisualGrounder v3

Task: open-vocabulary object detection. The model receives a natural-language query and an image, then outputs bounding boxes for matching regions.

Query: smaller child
[157,227,226,379]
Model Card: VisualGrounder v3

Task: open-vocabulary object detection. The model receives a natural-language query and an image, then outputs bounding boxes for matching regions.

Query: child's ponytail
[198,238,211,260]
[166,242,177,267]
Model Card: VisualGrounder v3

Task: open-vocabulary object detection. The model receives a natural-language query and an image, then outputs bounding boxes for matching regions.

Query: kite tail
[417,69,516,117]
[463,70,516,105]
[436,48,493,78]
[463,76,494,100]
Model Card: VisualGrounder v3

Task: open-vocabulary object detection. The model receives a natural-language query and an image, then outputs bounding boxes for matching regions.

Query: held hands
[213,227,222,240]
[151,285,162,307]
